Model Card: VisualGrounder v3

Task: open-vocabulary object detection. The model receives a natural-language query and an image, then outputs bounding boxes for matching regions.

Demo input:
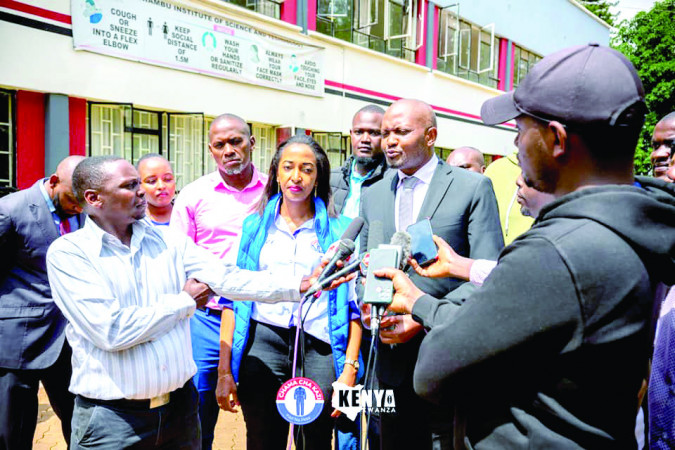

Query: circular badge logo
[276,377,324,425]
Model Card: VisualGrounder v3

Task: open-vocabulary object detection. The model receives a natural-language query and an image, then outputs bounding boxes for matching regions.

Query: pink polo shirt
[170,168,267,308]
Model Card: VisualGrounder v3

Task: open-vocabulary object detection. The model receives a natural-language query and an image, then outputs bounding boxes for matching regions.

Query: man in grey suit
[0,155,84,449]
[359,99,503,449]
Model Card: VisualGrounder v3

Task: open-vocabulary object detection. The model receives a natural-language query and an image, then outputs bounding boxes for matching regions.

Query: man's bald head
[387,99,437,128]
[209,113,250,141]
[47,155,86,217]
[446,147,486,174]
[381,99,438,175]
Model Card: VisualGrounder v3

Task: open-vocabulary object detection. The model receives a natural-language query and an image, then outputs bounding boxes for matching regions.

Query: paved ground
[33,385,247,449]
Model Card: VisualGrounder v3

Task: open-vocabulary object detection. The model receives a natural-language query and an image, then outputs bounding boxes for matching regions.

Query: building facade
[0,0,609,189]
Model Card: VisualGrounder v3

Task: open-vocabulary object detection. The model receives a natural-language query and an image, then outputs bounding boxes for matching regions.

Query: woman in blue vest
[230,134,363,449]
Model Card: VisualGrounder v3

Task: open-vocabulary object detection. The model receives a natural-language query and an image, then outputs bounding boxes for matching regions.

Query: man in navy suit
[359,99,503,449]
[0,155,84,449]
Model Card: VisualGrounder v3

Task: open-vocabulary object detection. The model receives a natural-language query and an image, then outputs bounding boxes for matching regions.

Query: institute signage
[71,0,325,97]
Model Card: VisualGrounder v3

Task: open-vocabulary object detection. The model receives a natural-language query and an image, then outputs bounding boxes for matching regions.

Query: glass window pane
[0,93,8,124]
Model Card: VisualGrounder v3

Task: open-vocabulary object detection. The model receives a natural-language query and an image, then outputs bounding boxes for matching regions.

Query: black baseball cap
[481,44,645,127]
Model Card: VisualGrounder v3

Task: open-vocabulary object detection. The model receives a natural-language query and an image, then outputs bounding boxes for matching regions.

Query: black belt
[79,382,191,410]
[197,306,222,317]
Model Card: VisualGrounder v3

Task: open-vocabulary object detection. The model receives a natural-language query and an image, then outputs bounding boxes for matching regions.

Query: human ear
[548,121,567,159]
[425,127,438,148]
[83,190,101,208]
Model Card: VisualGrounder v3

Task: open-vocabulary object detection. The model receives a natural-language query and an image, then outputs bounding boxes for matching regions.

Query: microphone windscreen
[367,220,385,251]
[390,231,412,270]
[341,217,365,241]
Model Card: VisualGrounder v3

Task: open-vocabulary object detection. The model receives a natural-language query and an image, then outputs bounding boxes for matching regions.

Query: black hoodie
[410,177,675,449]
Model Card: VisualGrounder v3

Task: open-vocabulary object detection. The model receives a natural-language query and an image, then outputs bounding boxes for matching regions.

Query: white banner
[71,0,325,97]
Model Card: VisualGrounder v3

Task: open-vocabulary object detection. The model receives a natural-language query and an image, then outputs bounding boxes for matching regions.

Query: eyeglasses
[352,129,382,137]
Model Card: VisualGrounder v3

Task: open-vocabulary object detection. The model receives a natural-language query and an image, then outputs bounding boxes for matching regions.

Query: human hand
[360,302,372,328]
[300,259,356,294]
[409,235,473,281]
[215,373,239,413]
[371,268,425,315]
[379,314,423,344]
[331,364,358,417]
[182,278,214,309]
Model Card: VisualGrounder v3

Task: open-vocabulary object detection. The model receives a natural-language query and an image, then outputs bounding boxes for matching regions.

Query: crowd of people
[0,43,674,450]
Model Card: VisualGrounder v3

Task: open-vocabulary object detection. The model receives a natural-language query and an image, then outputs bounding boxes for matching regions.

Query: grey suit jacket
[359,159,504,386]
[0,180,80,369]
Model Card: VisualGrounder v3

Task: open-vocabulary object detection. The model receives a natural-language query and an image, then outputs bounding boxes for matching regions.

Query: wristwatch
[344,359,360,370]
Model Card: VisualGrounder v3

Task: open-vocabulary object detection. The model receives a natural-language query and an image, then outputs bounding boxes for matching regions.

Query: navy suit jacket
[359,159,504,386]
[0,180,81,369]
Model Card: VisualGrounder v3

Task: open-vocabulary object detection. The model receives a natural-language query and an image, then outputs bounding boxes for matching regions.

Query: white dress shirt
[469,259,498,286]
[251,212,358,343]
[47,217,301,400]
[394,155,438,231]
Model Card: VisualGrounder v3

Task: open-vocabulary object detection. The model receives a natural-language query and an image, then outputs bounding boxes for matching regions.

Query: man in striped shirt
[46,156,330,449]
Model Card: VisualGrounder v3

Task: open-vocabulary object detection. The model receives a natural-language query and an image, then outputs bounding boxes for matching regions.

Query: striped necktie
[398,176,419,232]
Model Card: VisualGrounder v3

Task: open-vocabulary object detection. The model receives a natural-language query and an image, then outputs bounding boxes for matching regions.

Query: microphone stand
[287,291,313,450]
[362,305,386,450]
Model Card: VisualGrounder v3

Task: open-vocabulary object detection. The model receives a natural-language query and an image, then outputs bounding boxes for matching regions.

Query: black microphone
[304,253,369,297]
[307,218,365,296]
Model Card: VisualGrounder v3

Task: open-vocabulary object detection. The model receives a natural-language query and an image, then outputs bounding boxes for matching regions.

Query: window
[204,117,217,175]
[317,0,423,62]
[168,113,204,189]
[89,104,206,189]
[0,90,15,189]
[312,131,348,168]
[252,123,276,174]
[89,103,132,159]
[132,109,161,162]
[513,45,540,87]
[434,146,451,161]
[220,0,281,19]
[437,10,498,88]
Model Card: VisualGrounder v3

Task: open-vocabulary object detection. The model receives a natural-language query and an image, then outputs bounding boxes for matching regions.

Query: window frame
[0,89,16,189]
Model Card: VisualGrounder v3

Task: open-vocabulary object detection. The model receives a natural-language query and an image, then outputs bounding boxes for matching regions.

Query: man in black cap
[373,44,675,448]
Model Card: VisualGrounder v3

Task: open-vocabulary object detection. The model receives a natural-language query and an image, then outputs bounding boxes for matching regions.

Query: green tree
[580,0,618,26]
[613,0,675,175]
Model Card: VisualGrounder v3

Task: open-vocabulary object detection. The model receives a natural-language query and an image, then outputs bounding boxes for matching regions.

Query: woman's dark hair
[256,134,336,217]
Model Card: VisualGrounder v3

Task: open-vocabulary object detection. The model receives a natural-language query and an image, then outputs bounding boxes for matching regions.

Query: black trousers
[237,320,338,450]
[0,344,74,450]
[378,375,453,450]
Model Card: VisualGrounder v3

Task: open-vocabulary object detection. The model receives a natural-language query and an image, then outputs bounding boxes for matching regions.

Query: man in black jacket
[331,105,387,217]
[375,44,675,449]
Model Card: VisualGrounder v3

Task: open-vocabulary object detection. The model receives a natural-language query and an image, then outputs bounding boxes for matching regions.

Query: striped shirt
[46,217,301,400]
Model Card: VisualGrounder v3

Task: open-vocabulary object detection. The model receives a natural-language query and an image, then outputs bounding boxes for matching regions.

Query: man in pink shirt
[170,114,266,450]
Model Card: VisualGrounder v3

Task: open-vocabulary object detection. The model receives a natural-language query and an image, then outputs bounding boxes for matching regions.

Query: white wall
[0,0,517,155]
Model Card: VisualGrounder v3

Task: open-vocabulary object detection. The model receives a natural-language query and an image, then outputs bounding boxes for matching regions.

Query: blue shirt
[250,209,359,343]
[38,178,80,234]
[342,159,373,220]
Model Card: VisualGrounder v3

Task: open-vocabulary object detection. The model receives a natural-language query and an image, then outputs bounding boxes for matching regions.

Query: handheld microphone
[364,231,412,330]
[304,252,370,297]
[389,231,412,270]
[306,217,365,296]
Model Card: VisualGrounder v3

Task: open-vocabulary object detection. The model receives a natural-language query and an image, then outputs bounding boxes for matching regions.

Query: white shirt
[469,259,498,286]
[251,212,358,343]
[47,217,301,400]
[394,155,438,231]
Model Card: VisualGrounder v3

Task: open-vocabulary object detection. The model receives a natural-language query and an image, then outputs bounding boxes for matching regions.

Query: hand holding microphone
[303,218,365,297]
